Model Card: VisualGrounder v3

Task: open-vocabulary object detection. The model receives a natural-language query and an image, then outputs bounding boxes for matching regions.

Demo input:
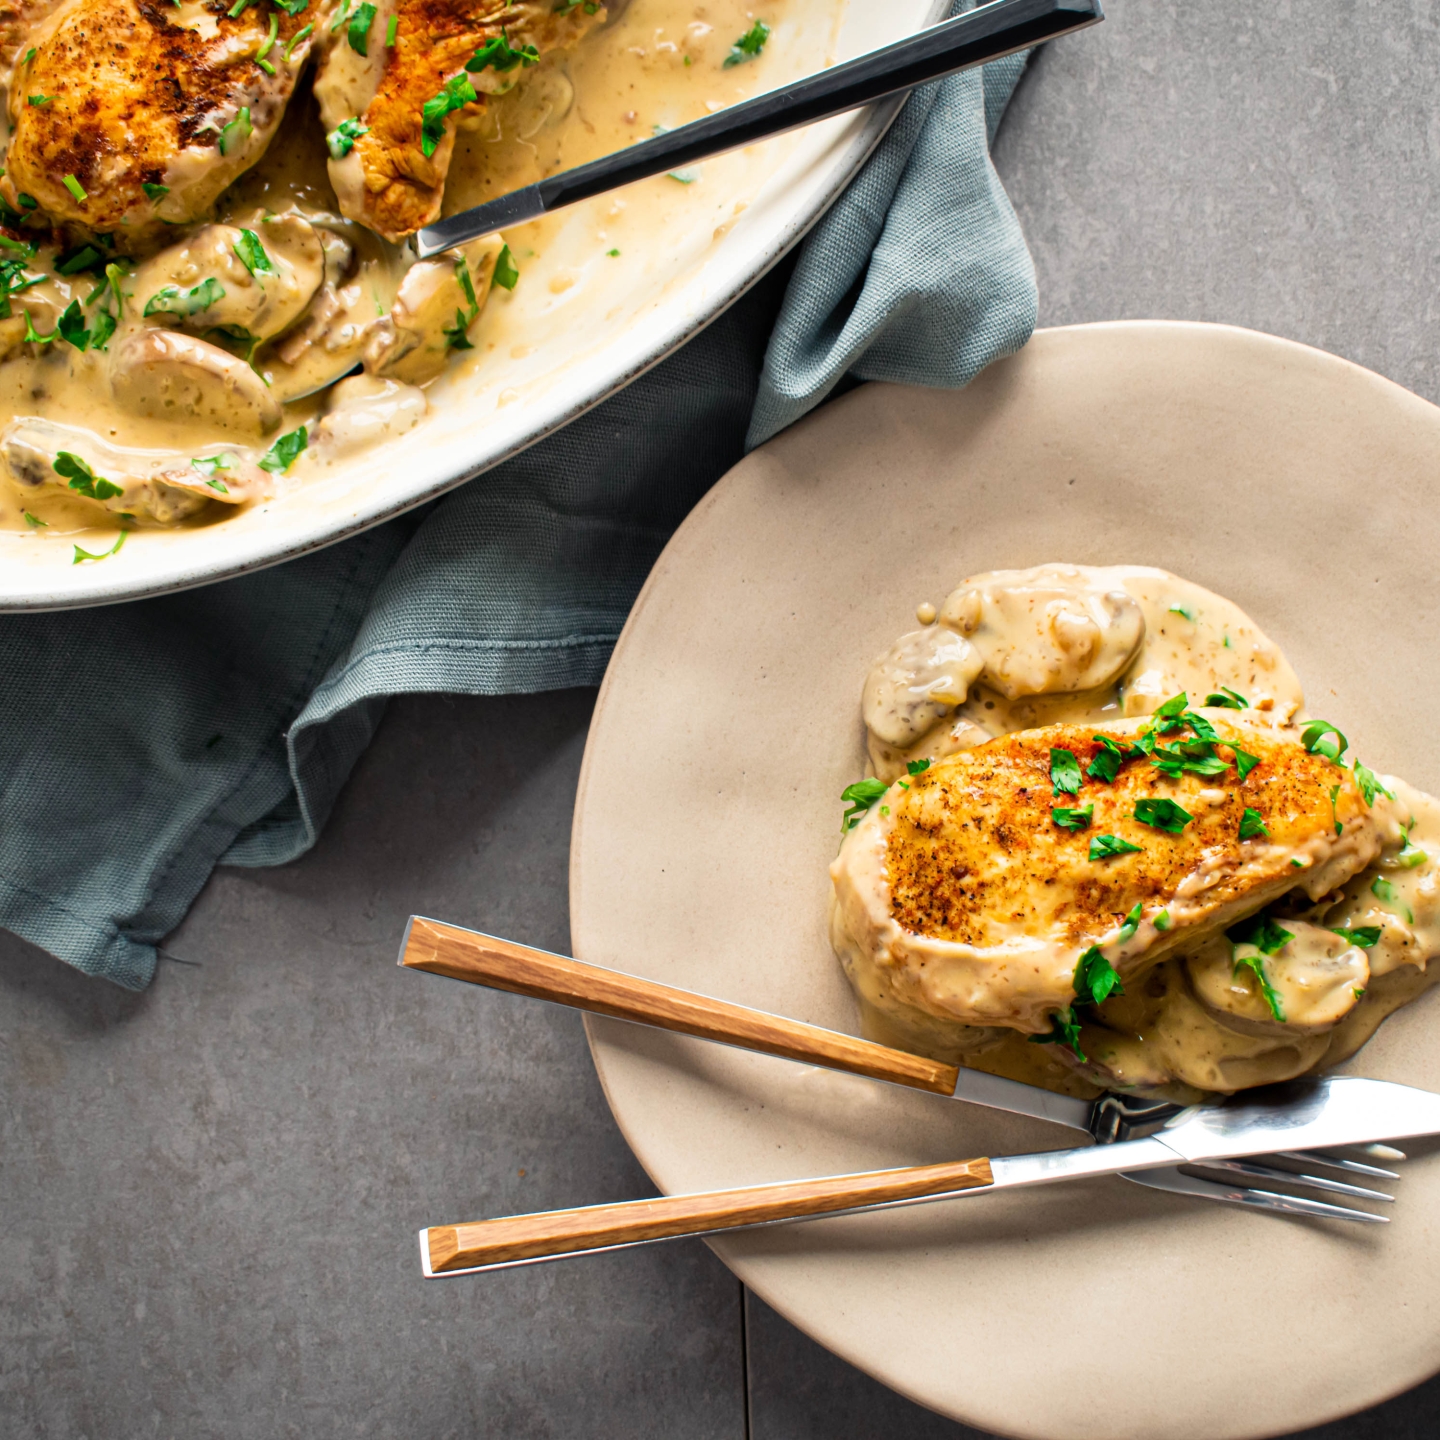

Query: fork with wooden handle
[419,1071,1440,1275]
[399,917,1409,1224]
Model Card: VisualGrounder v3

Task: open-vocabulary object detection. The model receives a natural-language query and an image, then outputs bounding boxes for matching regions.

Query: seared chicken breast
[313,0,601,241]
[2,0,315,236]
[831,710,1401,1036]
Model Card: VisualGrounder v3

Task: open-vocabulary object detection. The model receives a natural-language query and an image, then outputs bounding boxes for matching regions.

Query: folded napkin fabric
[0,37,1037,989]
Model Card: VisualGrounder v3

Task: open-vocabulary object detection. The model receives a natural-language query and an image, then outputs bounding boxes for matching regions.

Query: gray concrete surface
[8,2,1440,1436]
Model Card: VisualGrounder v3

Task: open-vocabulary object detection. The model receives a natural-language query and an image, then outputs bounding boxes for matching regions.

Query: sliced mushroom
[939,565,1147,700]
[128,218,324,344]
[364,236,504,385]
[1186,926,1368,1036]
[862,626,984,748]
[313,374,427,456]
[108,328,283,436]
[1,417,273,523]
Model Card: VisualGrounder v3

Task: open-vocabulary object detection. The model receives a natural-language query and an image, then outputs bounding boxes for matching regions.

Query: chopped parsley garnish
[255,12,279,71]
[72,529,127,564]
[1134,797,1192,833]
[56,299,91,351]
[1353,762,1392,807]
[1029,1007,1084,1061]
[441,306,474,352]
[347,1,376,54]
[17,192,37,209]
[284,21,314,58]
[1090,833,1142,860]
[227,0,252,14]
[1074,945,1123,1006]
[1052,804,1093,831]
[218,106,253,157]
[328,0,350,29]
[1149,692,1189,733]
[1372,876,1397,903]
[1049,746,1082,798]
[1205,687,1249,709]
[1233,952,1286,1023]
[668,167,699,184]
[1233,746,1260,781]
[1153,908,1171,931]
[723,18,770,66]
[55,244,103,275]
[22,46,35,63]
[1238,806,1268,840]
[61,173,86,202]
[233,228,275,276]
[1116,902,1142,943]
[1168,604,1196,621]
[1329,782,1342,836]
[142,182,170,202]
[22,311,54,344]
[144,277,225,317]
[22,509,46,526]
[1301,719,1348,763]
[906,759,931,776]
[1397,832,1428,868]
[386,12,397,44]
[492,243,519,290]
[192,454,234,487]
[607,247,620,256]
[259,424,308,474]
[1150,738,1228,779]
[27,94,53,107]
[326,116,369,159]
[1182,709,1219,741]
[55,451,122,500]
[1228,912,1293,956]
[466,31,540,72]
[840,777,888,829]
[420,72,477,158]
[273,0,309,13]
[1331,926,1382,948]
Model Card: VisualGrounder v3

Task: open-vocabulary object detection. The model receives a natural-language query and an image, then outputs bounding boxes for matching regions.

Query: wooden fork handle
[423,1156,995,1273]
[399,916,960,1096]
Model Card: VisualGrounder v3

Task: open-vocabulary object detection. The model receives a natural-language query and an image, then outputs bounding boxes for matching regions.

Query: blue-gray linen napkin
[0,46,1036,989]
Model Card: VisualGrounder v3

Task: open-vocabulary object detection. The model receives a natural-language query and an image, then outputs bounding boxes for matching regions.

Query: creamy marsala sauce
[831,564,1440,1101]
[0,0,797,547]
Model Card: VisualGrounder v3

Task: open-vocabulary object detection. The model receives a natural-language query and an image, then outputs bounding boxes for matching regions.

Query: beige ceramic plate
[570,321,1440,1440]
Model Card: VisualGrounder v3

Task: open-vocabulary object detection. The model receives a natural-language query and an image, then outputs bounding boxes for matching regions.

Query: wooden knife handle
[423,1156,994,1273]
[400,916,960,1096]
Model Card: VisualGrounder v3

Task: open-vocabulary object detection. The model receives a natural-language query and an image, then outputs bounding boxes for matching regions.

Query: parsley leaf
[1087,734,1140,784]
[274,0,308,13]
[441,307,474,352]
[327,116,369,159]
[1149,692,1189,733]
[284,20,314,58]
[1150,738,1229,778]
[1168,603,1196,621]
[420,72,477,157]
[54,451,122,500]
[259,425,308,474]
[1029,1007,1085,1061]
[1238,807,1268,840]
[906,759,931,777]
[1052,804,1093,831]
[55,244,103,275]
[144,277,224,317]
[493,243,519,290]
[1302,720,1349,763]
[1329,782,1342,837]
[1353,762,1393,807]
[1205,687,1249,709]
[1233,746,1260,781]
[233,229,274,276]
[840,777,888,831]
[22,509,46,526]
[1074,945,1123,1006]
[1227,912,1293,956]
[1116,902,1142,943]
[723,18,770,66]
[192,454,233,480]
[1090,833,1142,860]
[1050,747,1082,798]
[1372,876,1398,904]
[346,0,376,53]
[72,529,128,564]
[385,12,397,43]
[1134,797,1192,833]
[1397,832,1428,868]
[1153,908,1171,931]
[218,106,253,158]
[56,299,90,351]
[141,181,170,202]
[1233,952,1286,1023]
[466,31,540,72]
[1331,926,1382,948]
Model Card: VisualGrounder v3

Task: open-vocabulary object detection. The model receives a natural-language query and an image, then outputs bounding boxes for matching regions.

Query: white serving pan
[0,0,946,610]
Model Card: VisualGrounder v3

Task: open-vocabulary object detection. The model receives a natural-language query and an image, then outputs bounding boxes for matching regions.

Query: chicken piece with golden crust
[1,0,317,237]
[830,711,1402,1036]
[313,0,601,242]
